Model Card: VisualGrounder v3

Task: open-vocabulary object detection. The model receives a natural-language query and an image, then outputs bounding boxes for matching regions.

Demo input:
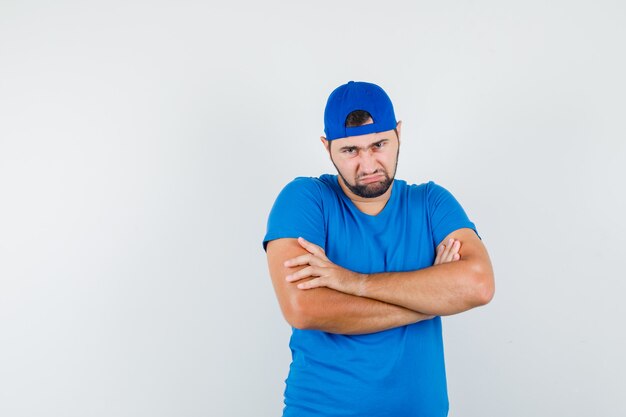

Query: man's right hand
[433,239,461,266]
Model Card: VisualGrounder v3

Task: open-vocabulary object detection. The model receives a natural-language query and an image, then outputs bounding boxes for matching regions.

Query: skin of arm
[266,238,437,335]
[286,228,495,317]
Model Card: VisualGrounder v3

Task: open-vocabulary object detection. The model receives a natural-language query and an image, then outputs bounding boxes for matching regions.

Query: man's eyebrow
[338,139,390,152]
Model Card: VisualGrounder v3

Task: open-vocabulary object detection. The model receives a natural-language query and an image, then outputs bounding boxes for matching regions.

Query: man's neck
[337,176,393,216]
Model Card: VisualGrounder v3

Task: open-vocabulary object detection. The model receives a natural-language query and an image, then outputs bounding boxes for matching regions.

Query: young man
[263,81,494,417]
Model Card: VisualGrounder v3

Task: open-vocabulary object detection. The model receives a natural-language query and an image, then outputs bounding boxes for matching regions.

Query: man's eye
[344,148,356,154]
[374,142,385,148]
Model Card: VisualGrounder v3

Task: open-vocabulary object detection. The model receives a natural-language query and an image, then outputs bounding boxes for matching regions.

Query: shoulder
[284,175,325,190]
[403,179,455,200]
[397,178,443,192]
[277,174,337,201]
[399,179,464,212]
[404,179,446,193]
[269,174,340,216]
[264,175,335,251]
[422,180,462,204]
[396,178,433,201]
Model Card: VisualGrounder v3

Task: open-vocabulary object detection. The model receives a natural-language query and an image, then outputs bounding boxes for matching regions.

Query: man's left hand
[284,237,365,295]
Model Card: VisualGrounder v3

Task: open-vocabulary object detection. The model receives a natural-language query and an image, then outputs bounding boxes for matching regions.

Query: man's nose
[358,149,378,173]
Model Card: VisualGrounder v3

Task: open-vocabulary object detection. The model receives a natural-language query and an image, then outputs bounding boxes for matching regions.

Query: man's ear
[396,120,402,143]
[320,136,331,154]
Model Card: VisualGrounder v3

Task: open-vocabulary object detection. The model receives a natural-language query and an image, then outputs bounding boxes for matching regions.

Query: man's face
[324,125,400,199]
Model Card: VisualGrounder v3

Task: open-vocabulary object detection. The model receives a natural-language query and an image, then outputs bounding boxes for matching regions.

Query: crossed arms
[265,227,495,335]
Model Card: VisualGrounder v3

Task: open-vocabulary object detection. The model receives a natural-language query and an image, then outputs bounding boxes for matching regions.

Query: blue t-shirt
[263,174,479,417]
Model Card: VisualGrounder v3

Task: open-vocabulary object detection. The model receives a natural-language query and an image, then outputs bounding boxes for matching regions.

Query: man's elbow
[284,314,310,331]
[470,264,495,306]
[281,292,317,330]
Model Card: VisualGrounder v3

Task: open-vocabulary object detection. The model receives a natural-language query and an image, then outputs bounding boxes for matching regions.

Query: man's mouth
[358,173,385,184]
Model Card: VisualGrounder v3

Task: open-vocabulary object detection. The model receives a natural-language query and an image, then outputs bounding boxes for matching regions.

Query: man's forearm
[280,235,488,320]
[359,260,494,316]
[289,285,433,335]
[267,238,432,335]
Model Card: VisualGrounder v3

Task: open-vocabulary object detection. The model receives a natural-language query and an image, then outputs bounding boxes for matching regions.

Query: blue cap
[323,81,397,141]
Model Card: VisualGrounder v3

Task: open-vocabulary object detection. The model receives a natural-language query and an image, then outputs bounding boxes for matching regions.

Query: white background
[1,1,625,416]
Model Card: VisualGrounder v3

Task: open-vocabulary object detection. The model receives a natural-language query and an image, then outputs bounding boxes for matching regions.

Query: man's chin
[349,179,393,198]
[360,182,386,193]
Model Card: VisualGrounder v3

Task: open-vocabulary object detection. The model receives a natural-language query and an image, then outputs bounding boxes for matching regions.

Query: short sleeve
[426,181,481,248]
[262,177,326,251]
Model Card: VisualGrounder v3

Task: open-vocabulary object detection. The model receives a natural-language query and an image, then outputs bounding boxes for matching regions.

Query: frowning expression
[324,126,400,198]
